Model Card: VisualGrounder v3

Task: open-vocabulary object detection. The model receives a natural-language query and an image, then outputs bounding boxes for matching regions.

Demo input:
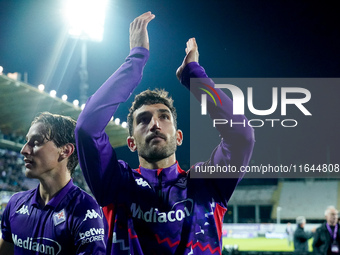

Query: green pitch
[222,237,314,252]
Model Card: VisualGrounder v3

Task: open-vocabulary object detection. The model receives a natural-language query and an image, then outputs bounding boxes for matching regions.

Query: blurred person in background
[313,206,340,255]
[286,222,294,247]
[0,112,106,254]
[294,216,315,254]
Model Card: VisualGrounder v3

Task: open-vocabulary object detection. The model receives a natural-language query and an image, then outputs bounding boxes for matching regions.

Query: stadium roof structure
[0,74,128,150]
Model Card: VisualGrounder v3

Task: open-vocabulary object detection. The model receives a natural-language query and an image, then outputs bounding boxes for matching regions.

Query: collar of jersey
[135,161,187,184]
[31,179,74,208]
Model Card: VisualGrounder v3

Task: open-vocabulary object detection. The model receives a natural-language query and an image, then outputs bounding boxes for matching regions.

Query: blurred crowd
[0,148,27,192]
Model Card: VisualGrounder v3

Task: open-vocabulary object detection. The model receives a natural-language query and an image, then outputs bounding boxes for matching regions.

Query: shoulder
[62,185,103,223]
[317,223,327,231]
[118,159,132,171]
[69,186,101,211]
[314,225,325,236]
[294,227,303,233]
[69,185,100,206]
[2,190,35,218]
[7,189,34,207]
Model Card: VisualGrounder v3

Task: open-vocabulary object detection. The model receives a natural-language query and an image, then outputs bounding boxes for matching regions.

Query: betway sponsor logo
[79,228,105,245]
[12,234,61,255]
[79,228,104,239]
[131,199,193,223]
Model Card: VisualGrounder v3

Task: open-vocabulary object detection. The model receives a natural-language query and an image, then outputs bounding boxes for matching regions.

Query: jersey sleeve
[72,193,107,255]
[0,195,15,243]
[0,192,25,243]
[75,47,149,206]
[179,62,255,208]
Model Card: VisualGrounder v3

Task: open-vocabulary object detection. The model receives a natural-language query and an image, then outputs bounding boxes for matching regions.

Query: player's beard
[137,133,177,163]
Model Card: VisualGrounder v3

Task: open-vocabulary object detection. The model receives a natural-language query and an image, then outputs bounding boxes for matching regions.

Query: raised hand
[130,11,155,50]
[176,38,199,80]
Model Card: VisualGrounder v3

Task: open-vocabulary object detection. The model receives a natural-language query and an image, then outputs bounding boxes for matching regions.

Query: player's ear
[176,129,183,146]
[59,143,75,160]
[127,136,137,152]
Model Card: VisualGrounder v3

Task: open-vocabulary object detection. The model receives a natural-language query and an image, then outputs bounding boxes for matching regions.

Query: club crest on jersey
[53,209,66,226]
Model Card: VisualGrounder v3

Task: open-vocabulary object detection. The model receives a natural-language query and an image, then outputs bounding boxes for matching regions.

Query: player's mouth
[23,158,34,168]
[146,133,166,143]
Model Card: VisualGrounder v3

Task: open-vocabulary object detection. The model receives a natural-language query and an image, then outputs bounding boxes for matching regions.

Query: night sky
[1,0,339,175]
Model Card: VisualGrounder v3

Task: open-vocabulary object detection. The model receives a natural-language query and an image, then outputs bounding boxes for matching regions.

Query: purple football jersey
[1,180,106,254]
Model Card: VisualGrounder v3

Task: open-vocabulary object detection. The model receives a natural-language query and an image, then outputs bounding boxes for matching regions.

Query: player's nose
[20,142,31,156]
[149,116,160,131]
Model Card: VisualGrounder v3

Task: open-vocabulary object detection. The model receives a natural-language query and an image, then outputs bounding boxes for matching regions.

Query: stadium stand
[227,180,340,224]
[229,185,277,205]
[0,73,129,149]
[227,185,277,223]
[0,148,27,192]
[275,180,339,220]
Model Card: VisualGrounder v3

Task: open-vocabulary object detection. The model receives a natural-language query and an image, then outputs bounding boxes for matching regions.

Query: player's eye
[160,114,170,120]
[136,113,152,125]
[34,140,42,146]
[26,137,44,147]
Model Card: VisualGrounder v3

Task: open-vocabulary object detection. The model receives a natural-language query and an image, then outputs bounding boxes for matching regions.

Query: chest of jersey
[9,203,72,254]
[110,174,222,254]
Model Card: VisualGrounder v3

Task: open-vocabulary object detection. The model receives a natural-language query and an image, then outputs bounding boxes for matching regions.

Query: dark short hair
[31,112,78,175]
[127,89,177,135]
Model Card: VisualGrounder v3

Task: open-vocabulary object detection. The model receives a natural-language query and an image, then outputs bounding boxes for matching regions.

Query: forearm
[296,231,312,241]
[76,47,149,135]
[181,62,254,146]
[75,47,149,204]
[180,62,255,206]
[306,231,314,239]
[180,62,255,162]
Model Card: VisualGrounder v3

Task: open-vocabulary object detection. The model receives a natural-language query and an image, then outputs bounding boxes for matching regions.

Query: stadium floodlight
[121,122,127,128]
[62,94,68,101]
[63,0,108,105]
[0,66,3,74]
[114,118,120,125]
[63,0,108,42]
[38,84,45,91]
[50,90,57,98]
[73,99,79,107]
